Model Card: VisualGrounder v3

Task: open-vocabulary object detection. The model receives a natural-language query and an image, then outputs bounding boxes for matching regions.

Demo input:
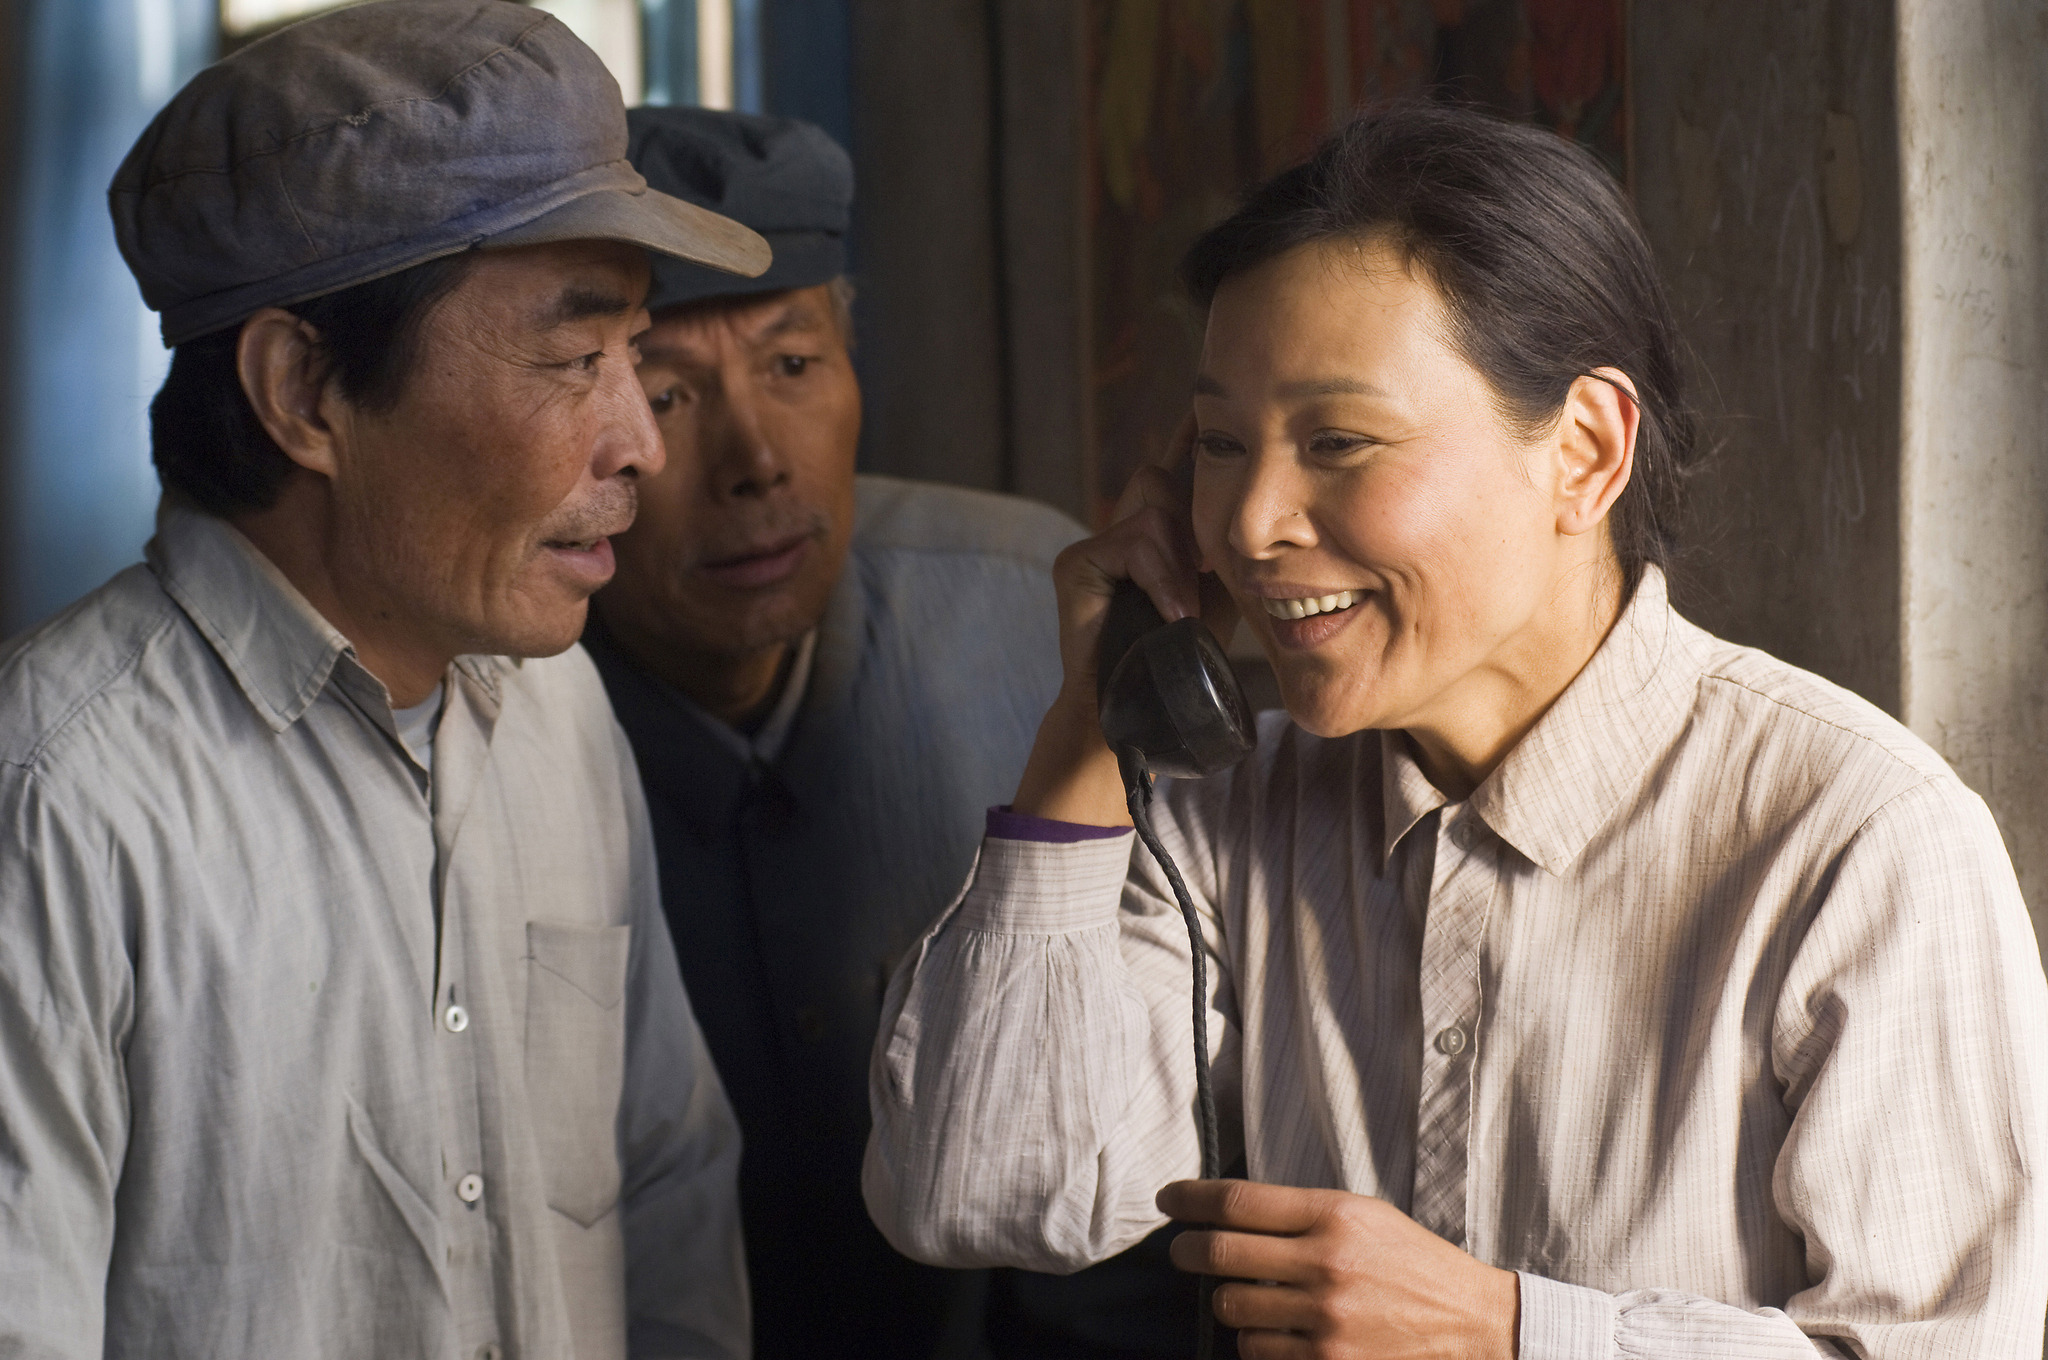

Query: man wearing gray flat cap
[0,4,767,1357]
[582,107,1193,1360]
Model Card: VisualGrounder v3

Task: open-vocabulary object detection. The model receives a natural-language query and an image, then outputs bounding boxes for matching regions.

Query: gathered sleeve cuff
[951,822,1135,936]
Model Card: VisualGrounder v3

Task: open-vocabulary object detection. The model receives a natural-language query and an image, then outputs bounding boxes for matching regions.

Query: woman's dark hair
[1182,100,1696,598]
[149,249,479,517]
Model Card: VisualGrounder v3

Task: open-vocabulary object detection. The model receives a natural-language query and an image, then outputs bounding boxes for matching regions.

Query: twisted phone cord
[1126,760,1221,1360]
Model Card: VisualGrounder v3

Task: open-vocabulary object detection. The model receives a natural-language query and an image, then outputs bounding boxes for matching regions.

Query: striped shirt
[863,568,2048,1359]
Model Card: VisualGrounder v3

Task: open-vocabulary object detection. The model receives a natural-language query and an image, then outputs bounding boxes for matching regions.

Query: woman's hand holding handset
[1159,1180,1520,1360]
[1011,418,1234,826]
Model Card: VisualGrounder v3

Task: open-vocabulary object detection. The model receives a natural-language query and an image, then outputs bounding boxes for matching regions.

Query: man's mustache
[536,479,638,546]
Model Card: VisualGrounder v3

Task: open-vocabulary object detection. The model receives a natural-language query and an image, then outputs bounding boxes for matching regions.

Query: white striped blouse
[863,569,2048,1360]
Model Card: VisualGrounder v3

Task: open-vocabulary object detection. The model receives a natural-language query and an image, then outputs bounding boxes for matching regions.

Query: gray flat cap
[113,0,772,345]
[626,107,852,312]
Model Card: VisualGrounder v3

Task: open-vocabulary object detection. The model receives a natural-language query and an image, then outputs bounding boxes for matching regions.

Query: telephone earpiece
[1096,579,1256,782]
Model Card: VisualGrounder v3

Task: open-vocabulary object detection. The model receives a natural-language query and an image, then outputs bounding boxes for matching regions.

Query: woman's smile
[1260,588,1362,620]
[1250,586,1371,650]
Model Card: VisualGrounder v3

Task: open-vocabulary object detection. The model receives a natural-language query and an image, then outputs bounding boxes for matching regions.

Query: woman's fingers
[1011,433,1211,826]
[1125,423,1239,642]
[1209,1281,1320,1334]
[1054,503,1201,627]
[1112,456,1189,521]
[1169,1226,1311,1286]
[1158,1178,1331,1236]
[1161,1181,1524,1359]
[1231,1328,1315,1360]
[1151,413,1201,507]
[1081,447,1204,623]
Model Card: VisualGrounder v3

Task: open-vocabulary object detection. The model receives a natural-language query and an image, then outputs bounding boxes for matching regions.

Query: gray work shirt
[583,475,1087,1359]
[0,505,748,1360]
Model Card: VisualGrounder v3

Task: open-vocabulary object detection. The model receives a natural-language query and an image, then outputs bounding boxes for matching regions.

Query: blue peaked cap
[626,106,852,311]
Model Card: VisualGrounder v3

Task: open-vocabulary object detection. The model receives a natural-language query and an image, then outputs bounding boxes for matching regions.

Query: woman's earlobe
[236,309,341,479]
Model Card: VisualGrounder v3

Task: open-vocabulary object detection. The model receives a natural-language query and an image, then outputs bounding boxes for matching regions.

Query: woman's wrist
[1010,688,1132,828]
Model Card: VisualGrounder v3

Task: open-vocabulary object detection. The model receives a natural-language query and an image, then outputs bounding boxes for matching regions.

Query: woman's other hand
[1159,1179,1520,1360]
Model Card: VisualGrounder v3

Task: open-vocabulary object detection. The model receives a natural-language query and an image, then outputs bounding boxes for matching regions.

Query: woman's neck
[1403,564,1627,802]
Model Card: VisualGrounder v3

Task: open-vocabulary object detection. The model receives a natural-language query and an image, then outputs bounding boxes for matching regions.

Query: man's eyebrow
[633,296,830,363]
[537,286,635,328]
[754,301,826,342]
[635,338,698,364]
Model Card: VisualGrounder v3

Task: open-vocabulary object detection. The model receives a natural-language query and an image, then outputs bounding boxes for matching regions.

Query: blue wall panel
[4,0,212,634]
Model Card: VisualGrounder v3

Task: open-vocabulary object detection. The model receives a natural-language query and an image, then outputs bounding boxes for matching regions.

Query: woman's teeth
[1262,590,1359,620]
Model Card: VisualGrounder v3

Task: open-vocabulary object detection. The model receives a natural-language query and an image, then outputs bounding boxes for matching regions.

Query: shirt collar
[1379,729,1448,871]
[147,501,511,733]
[679,628,818,767]
[1473,567,1707,875]
[1378,567,1708,877]
[148,502,355,733]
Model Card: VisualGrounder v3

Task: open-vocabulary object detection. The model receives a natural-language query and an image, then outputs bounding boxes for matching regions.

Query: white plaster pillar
[1897,0,2048,941]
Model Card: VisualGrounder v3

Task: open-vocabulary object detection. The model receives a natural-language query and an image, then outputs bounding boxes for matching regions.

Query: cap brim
[488,184,772,279]
[647,230,843,313]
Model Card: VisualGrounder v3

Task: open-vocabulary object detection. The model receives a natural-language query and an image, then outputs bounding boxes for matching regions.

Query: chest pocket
[525,920,631,1226]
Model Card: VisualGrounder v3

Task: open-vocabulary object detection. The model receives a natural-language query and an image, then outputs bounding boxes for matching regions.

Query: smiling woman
[863,100,2048,1360]
[1181,105,1692,611]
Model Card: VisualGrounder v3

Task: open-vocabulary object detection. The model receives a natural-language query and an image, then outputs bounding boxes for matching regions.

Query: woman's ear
[236,309,341,479]
[1553,366,1639,537]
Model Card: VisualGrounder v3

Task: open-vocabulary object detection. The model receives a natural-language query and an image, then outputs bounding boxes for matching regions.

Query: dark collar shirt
[584,476,1085,1360]
[867,568,2048,1360]
[0,505,747,1360]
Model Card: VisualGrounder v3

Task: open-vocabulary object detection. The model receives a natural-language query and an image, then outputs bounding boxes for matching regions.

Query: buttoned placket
[331,656,505,1347]
[425,665,508,1359]
[1409,806,1499,1248]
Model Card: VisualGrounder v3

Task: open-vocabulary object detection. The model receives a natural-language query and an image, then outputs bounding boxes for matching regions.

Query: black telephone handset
[1095,580,1256,784]
[1095,579,1253,1360]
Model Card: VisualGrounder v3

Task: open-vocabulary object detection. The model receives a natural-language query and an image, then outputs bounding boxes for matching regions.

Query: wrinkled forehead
[640,284,837,356]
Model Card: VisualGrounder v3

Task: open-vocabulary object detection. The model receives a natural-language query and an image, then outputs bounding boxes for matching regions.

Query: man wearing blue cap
[586,108,1193,1360]
[0,4,764,1357]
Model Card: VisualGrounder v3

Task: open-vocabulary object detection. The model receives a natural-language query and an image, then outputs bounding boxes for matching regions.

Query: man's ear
[236,309,341,479]
[1553,367,1639,538]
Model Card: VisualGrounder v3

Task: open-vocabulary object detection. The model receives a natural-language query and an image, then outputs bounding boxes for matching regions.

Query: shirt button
[1435,1025,1469,1056]
[1451,821,1480,851]
[444,1004,469,1033]
[456,1173,484,1204]
[475,1345,503,1360]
